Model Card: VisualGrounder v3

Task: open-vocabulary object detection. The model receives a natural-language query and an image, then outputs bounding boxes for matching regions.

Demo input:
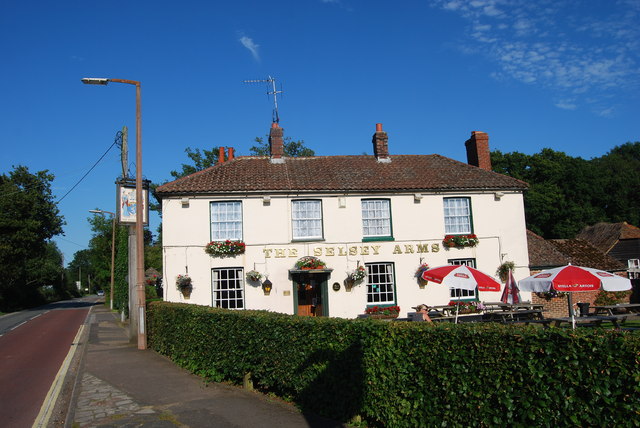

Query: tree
[491,142,640,238]
[0,166,65,311]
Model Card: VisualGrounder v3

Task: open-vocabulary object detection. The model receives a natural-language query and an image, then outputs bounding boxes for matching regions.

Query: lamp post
[89,209,116,311]
[82,77,146,350]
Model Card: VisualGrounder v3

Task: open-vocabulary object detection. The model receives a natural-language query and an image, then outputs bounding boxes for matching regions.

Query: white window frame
[210,201,243,241]
[365,262,396,304]
[448,258,477,300]
[444,197,472,235]
[212,267,244,309]
[361,199,392,239]
[292,200,323,240]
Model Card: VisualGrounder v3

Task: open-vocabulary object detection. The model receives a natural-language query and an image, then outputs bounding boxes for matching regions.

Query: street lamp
[82,77,146,350]
[89,209,115,311]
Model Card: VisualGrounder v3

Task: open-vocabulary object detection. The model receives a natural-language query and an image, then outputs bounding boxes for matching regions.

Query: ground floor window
[212,267,244,309]
[448,258,477,300]
[366,262,395,304]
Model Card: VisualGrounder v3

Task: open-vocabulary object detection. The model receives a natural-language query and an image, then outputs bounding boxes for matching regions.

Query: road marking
[32,323,85,428]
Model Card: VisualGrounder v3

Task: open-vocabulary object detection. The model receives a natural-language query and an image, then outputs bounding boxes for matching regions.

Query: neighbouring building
[155,123,530,318]
[577,222,640,279]
[526,230,630,316]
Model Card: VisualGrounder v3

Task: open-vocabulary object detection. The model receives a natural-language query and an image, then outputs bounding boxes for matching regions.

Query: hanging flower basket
[204,240,246,257]
[496,261,515,282]
[294,256,326,270]
[176,274,192,299]
[246,270,263,282]
[414,263,430,288]
[443,234,479,248]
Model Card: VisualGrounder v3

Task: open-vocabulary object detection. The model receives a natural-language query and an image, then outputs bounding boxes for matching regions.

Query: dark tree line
[491,142,640,238]
[0,166,72,311]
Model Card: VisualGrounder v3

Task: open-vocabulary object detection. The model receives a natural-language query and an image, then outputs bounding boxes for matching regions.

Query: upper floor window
[292,200,323,240]
[444,197,472,234]
[362,199,392,240]
[211,201,243,241]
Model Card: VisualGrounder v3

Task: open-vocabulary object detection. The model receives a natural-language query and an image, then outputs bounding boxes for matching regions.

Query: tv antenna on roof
[243,75,283,124]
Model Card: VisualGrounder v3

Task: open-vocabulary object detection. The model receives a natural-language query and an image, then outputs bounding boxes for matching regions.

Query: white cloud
[428,0,640,113]
[555,100,577,110]
[239,36,260,62]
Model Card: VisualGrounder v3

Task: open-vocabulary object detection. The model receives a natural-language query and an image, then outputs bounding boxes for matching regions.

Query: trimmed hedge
[147,302,640,427]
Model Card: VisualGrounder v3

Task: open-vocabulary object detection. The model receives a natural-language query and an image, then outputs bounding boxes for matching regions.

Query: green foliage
[491,142,640,238]
[249,136,315,157]
[148,302,640,427]
[594,290,632,306]
[113,225,129,314]
[0,166,66,311]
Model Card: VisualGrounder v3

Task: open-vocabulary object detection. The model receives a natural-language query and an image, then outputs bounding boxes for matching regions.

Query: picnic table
[483,309,545,323]
[548,315,628,328]
[482,302,544,312]
[592,303,640,316]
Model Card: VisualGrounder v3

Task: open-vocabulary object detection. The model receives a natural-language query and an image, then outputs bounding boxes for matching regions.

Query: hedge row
[147,302,640,427]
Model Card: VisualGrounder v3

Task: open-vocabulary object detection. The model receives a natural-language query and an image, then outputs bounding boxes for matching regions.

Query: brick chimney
[269,123,285,164]
[465,131,491,171]
[372,123,391,163]
[218,146,225,164]
[228,147,234,160]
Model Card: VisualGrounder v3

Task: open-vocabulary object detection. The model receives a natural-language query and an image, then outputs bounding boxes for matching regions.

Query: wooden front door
[296,277,324,317]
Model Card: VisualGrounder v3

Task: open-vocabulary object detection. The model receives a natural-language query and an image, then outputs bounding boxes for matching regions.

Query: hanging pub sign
[116,178,150,225]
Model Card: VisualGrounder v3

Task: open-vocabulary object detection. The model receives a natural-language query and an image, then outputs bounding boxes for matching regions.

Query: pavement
[64,302,346,428]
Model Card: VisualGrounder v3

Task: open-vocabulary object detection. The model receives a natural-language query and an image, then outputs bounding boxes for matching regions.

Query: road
[0,297,99,427]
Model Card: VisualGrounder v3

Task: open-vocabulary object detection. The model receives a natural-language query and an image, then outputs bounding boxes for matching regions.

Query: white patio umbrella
[518,264,632,328]
[422,264,501,323]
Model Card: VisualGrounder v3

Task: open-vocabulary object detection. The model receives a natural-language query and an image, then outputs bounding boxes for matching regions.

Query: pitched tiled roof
[527,230,571,269]
[577,222,640,253]
[156,155,528,196]
[549,239,626,272]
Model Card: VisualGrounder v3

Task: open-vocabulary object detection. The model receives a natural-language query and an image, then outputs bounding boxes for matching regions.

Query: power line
[56,140,118,203]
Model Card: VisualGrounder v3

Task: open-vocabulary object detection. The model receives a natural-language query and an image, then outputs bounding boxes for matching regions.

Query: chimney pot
[228,147,235,160]
[376,123,383,132]
[218,147,225,164]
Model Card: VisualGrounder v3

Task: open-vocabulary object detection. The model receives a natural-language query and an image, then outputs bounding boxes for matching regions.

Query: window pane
[366,263,395,304]
[211,202,243,241]
[292,200,323,239]
[362,200,391,237]
[444,198,471,234]
[212,268,244,309]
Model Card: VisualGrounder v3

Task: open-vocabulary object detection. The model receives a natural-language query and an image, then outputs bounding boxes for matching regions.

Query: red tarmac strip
[0,309,88,427]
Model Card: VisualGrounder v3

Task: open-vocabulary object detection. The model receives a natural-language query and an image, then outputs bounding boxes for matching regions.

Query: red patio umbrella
[518,264,632,328]
[422,264,501,323]
[421,264,501,291]
[500,270,520,305]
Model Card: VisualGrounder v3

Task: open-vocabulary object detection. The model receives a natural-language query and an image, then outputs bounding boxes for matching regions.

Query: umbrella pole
[567,292,575,329]
[455,289,460,324]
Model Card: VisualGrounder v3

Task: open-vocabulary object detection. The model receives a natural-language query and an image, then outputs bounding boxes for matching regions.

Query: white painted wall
[162,191,531,318]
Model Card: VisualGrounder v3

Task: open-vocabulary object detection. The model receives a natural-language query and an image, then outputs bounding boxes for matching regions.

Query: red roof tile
[156,155,528,196]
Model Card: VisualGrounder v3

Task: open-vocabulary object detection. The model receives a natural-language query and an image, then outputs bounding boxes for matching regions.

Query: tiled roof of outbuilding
[577,222,640,253]
[526,230,571,269]
[155,155,528,196]
[549,238,626,272]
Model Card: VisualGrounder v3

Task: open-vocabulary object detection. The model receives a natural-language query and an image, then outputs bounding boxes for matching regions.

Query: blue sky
[1,0,638,266]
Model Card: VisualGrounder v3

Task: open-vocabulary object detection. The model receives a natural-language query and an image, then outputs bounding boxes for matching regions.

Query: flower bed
[443,234,479,248]
[295,256,326,270]
[204,240,246,257]
[365,305,400,318]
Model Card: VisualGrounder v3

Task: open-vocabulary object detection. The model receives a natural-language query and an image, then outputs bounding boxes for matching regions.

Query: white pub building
[156,123,530,318]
